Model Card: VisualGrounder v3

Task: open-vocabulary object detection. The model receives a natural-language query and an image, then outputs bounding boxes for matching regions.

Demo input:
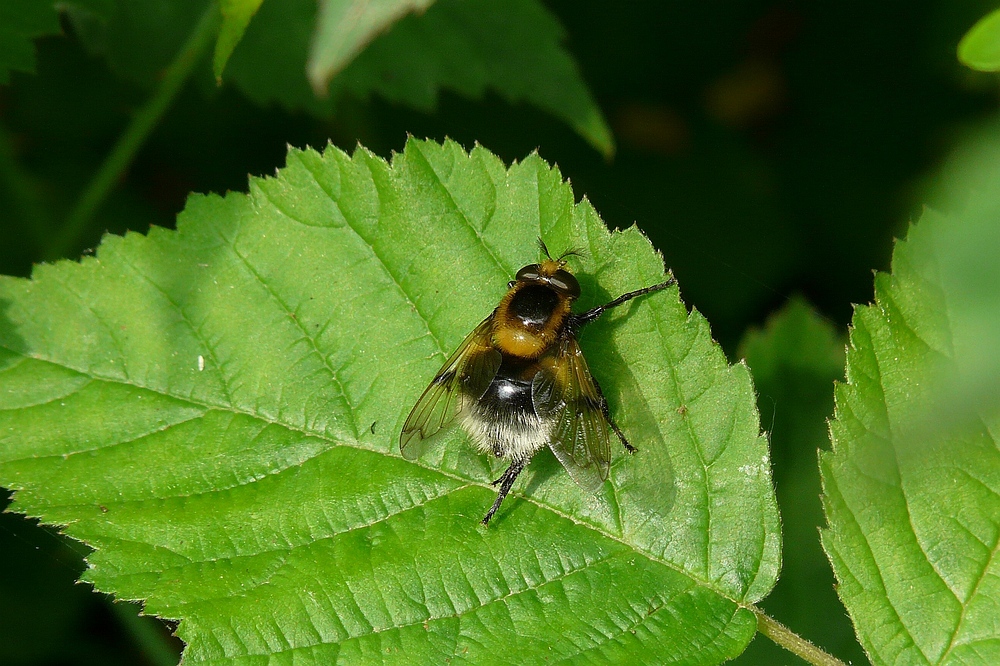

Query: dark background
[1,1,996,664]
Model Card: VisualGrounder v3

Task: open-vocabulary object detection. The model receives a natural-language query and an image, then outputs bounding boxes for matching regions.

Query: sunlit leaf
[0,139,777,664]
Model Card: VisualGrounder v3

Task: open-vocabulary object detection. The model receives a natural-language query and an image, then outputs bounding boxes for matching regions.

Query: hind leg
[482,458,528,525]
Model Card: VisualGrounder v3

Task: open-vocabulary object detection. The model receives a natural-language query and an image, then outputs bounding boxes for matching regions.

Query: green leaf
[0,0,61,84]
[227,0,614,156]
[214,0,266,81]
[958,8,1000,71]
[740,297,843,389]
[735,299,866,665]
[0,139,777,664]
[306,0,436,96]
[821,127,1000,663]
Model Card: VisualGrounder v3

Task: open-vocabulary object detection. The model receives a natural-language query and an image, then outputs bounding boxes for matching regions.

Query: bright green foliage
[0,0,61,84]
[214,0,266,81]
[821,206,1000,663]
[227,0,613,156]
[959,8,1000,71]
[735,299,865,665]
[0,139,777,663]
[306,0,436,95]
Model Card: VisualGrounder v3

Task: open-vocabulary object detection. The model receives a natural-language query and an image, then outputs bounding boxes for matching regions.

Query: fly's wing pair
[531,337,612,493]
[399,316,502,460]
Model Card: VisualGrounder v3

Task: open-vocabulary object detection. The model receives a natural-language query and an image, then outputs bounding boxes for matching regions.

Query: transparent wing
[400,316,501,460]
[531,337,612,493]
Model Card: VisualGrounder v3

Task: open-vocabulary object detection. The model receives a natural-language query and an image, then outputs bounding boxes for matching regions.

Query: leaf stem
[45,2,221,261]
[110,601,180,666]
[754,609,849,666]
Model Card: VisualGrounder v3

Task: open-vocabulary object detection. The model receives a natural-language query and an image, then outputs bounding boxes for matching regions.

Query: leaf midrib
[1,343,746,612]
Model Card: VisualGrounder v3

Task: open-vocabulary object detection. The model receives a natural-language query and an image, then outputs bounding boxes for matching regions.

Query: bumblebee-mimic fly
[400,240,674,524]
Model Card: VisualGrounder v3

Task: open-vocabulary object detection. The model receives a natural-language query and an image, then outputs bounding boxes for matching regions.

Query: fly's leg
[568,274,676,331]
[591,374,636,453]
[482,457,528,525]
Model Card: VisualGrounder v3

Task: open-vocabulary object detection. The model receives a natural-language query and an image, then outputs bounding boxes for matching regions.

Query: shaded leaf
[0,139,777,664]
[739,297,843,386]
[0,0,61,84]
[58,0,613,154]
[227,0,613,155]
[306,0,436,95]
[64,0,208,87]
[214,0,266,81]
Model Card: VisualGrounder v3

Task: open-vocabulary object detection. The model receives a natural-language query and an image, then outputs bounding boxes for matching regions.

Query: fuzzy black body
[400,245,675,524]
[461,354,555,462]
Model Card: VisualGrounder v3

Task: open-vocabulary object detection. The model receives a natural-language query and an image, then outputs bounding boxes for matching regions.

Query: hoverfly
[400,240,674,524]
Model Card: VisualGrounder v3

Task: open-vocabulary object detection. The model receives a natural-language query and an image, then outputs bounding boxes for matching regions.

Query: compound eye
[550,269,581,298]
[515,264,541,282]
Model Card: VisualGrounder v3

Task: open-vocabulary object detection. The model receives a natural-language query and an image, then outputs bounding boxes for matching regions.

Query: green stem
[755,609,849,666]
[45,2,220,261]
[110,601,180,666]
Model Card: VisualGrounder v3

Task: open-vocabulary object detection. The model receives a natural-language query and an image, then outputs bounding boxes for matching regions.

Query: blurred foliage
[214,0,265,80]
[959,7,1000,71]
[0,0,60,84]
[1,0,999,663]
[736,298,863,665]
[821,195,1000,665]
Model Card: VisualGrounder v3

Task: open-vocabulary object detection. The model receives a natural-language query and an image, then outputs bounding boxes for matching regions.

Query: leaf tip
[958,8,1000,71]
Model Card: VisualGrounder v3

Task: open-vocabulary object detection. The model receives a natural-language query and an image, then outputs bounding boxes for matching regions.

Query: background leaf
[0,139,777,664]
[821,126,1000,664]
[214,0,266,81]
[0,0,61,84]
[734,298,866,665]
[959,8,1000,71]
[64,0,207,88]
[306,0,436,95]
[226,0,613,156]
[60,0,611,155]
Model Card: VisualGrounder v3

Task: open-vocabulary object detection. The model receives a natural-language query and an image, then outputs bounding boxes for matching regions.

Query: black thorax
[507,284,560,328]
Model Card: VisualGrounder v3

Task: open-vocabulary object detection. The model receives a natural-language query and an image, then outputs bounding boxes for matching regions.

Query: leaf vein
[409,143,512,277]
[0,377,93,412]
[114,250,237,407]
[224,238,359,439]
[940,506,1000,661]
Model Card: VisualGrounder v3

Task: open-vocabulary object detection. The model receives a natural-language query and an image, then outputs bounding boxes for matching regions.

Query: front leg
[482,457,528,525]
[567,276,676,331]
